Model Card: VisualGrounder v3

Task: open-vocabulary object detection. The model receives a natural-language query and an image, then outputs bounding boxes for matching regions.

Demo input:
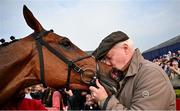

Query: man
[90,31,176,110]
[169,58,180,87]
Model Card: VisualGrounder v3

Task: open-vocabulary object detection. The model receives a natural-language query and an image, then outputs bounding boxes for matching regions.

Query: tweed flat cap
[93,31,129,60]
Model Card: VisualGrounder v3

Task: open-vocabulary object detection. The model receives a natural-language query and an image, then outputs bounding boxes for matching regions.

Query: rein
[32,29,92,89]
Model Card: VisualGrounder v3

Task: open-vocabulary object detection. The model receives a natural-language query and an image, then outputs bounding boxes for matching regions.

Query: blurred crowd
[24,84,99,110]
[152,50,180,87]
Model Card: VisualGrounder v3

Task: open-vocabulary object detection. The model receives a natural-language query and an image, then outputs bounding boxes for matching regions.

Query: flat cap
[93,31,129,60]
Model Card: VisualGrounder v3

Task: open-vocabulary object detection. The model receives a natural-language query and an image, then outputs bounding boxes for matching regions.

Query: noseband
[32,29,97,90]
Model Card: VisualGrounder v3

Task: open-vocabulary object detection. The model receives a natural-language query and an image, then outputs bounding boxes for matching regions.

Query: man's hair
[114,39,135,51]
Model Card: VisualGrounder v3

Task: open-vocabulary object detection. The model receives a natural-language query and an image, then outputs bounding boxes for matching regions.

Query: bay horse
[0,5,115,108]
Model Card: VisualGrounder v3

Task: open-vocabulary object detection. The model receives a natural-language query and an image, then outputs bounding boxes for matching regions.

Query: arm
[90,67,175,110]
[52,91,61,109]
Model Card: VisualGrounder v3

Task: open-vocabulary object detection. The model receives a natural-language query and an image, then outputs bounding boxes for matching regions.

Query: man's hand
[89,79,108,102]
[64,88,73,96]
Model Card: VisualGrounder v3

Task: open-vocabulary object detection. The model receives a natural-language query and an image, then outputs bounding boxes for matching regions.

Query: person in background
[64,89,86,110]
[24,87,32,99]
[177,50,180,68]
[30,84,44,100]
[51,90,62,110]
[2,87,47,110]
[41,87,56,107]
[63,89,73,110]
[42,87,63,110]
[90,31,176,110]
[177,50,180,57]
[84,94,100,110]
[169,58,180,87]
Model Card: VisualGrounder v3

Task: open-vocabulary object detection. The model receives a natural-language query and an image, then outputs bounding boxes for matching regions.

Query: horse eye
[59,38,72,48]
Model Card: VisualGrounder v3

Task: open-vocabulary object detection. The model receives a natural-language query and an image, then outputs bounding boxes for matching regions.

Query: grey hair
[114,39,135,51]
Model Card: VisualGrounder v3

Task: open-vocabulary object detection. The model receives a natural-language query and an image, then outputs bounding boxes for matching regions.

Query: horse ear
[23,5,44,33]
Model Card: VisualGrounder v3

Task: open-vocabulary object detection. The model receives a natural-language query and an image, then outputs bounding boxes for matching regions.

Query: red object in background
[177,98,180,110]
[16,98,46,110]
[2,98,47,110]
[18,98,47,110]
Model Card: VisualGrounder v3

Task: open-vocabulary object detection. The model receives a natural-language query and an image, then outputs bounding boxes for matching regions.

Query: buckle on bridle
[73,66,81,73]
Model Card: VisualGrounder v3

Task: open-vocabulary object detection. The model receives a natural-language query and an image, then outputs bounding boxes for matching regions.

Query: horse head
[22,5,105,89]
[0,5,113,107]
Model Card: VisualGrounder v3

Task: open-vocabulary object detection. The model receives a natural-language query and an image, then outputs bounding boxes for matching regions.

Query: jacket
[100,49,176,110]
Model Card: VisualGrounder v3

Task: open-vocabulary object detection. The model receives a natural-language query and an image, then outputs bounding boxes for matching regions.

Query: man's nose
[105,60,111,66]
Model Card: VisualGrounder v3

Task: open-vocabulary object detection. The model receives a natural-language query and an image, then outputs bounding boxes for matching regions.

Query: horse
[0,5,114,108]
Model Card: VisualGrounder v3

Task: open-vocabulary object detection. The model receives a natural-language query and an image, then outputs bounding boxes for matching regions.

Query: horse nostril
[0,38,5,43]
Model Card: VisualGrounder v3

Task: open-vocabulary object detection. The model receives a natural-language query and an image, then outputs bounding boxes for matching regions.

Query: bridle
[33,29,118,94]
[32,29,98,90]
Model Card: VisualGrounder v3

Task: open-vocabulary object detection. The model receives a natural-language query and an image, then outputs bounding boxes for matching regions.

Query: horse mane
[0,39,20,48]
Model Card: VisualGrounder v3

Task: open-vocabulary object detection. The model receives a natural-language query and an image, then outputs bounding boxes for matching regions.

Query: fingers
[91,92,95,97]
[89,79,103,100]
[96,79,103,88]
[64,88,73,96]
[89,86,98,101]
[89,86,98,92]
[89,79,108,101]
[89,79,103,92]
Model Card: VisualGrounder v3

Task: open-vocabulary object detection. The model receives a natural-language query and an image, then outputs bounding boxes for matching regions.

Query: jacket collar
[125,48,144,77]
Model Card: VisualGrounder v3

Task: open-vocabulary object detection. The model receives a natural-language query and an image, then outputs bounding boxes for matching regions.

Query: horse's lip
[111,70,118,75]
[110,68,117,75]
[70,83,89,90]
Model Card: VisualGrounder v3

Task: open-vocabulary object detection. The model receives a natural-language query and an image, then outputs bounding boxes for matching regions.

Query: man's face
[103,45,128,70]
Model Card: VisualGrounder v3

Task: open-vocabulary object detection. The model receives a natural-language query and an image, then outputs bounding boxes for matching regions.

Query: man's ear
[122,43,129,55]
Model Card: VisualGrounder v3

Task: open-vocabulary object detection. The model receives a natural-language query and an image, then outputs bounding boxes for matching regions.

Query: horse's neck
[0,38,38,106]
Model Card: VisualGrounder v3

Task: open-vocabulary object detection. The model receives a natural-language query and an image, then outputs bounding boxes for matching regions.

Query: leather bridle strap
[33,29,91,89]
[35,40,45,86]
[33,30,51,87]
[38,37,91,89]
[66,55,92,90]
